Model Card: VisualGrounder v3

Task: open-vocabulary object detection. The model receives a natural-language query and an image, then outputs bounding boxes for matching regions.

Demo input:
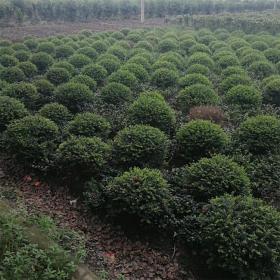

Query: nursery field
[0,24,280,280]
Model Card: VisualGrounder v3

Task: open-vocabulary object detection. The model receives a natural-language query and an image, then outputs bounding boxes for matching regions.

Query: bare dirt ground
[0,18,165,41]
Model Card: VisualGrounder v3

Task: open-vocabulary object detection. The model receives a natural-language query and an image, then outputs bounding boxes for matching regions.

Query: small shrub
[101,82,132,105]
[81,64,108,85]
[37,42,55,54]
[106,167,171,226]
[235,115,280,155]
[98,57,120,74]
[216,55,239,69]
[0,66,25,83]
[0,55,18,67]
[176,120,228,162]
[187,52,214,70]
[221,66,246,78]
[18,62,37,78]
[112,124,169,168]
[108,70,138,89]
[128,56,151,72]
[158,39,178,53]
[68,54,92,69]
[55,45,75,59]
[179,74,212,89]
[33,79,55,103]
[31,52,54,72]
[248,61,276,80]
[77,47,97,60]
[189,43,211,55]
[52,61,75,76]
[264,48,280,64]
[70,75,97,91]
[121,63,149,82]
[151,68,179,88]
[91,41,108,54]
[152,60,177,72]
[107,46,127,61]
[251,41,269,51]
[187,64,209,76]
[220,74,251,93]
[263,78,280,106]
[188,106,226,125]
[67,112,110,138]
[46,67,71,86]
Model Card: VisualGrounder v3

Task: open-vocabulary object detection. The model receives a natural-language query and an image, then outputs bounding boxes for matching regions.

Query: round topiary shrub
[77,47,97,60]
[33,79,55,103]
[107,46,127,61]
[121,63,149,83]
[18,62,37,79]
[70,75,97,91]
[108,70,138,89]
[224,85,262,110]
[106,167,172,226]
[264,48,280,64]
[187,52,214,70]
[196,195,280,279]
[68,54,92,69]
[37,42,55,54]
[55,45,75,59]
[189,43,211,55]
[0,96,29,131]
[248,61,276,80]
[38,103,72,127]
[128,92,176,134]
[128,56,151,72]
[0,54,18,67]
[0,47,14,56]
[0,66,25,83]
[240,52,266,68]
[31,52,54,72]
[158,39,178,53]
[220,74,251,93]
[184,155,250,201]
[251,41,269,51]
[52,61,75,76]
[151,68,179,89]
[263,78,280,106]
[46,67,71,86]
[216,55,240,69]
[176,120,228,162]
[81,64,108,85]
[187,64,210,76]
[235,115,280,155]
[179,74,212,89]
[56,136,111,176]
[152,60,177,72]
[100,82,132,105]
[4,115,59,163]
[67,112,110,139]
[54,82,94,113]
[1,82,39,109]
[178,84,220,113]
[98,57,120,75]
[91,41,108,54]
[159,52,184,70]
[112,124,169,168]
[221,66,246,78]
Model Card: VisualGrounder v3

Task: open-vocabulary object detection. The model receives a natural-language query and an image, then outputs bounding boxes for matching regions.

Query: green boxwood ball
[187,52,214,70]
[187,64,210,76]
[158,39,178,53]
[151,68,179,89]
[101,82,132,105]
[0,66,25,83]
[18,62,37,78]
[55,45,75,59]
[108,70,138,89]
[98,58,120,75]
[121,63,149,83]
[68,54,92,69]
[179,74,212,89]
[0,54,18,67]
[77,47,98,60]
[31,52,54,72]
[52,61,75,76]
[46,67,71,86]
[70,75,97,91]
[37,42,55,54]
[248,61,276,80]
[176,120,228,162]
[263,79,280,106]
[220,74,251,93]
[81,64,108,85]
[14,50,30,62]
[33,79,55,102]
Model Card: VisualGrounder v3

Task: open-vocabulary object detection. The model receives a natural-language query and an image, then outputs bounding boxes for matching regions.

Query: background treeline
[0,0,276,25]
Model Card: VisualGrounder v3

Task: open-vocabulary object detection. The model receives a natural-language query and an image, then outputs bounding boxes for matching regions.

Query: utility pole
[141,0,145,23]
[274,0,277,10]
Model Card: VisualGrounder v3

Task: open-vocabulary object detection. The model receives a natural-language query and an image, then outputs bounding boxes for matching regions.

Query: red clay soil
[0,18,165,41]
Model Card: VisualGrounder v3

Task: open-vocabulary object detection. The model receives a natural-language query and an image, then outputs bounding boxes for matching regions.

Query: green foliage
[81,64,108,85]
[67,112,110,138]
[101,82,132,105]
[263,78,280,106]
[68,54,92,69]
[52,61,75,76]
[18,61,37,78]
[248,61,276,80]
[178,84,220,113]
[33,79,55,103]
[158,39,178,53]
[128,92,176,134]
[106,167,171,226]
[0,54,18,67]
[37,42,55,54]
[187,64,210,76]
[77,47,97,60]
[98,57,120,75]
[176,120,228,162]
[235,115,280,155]
[264,48,280,64]
[108,69,138,89]
[188,52,214,69]
[55,45,75,59]
[151,68,179,88]
[0,66,25,83]
[46,67,71,86]
[220,74,251,93]
[121,63,149,82]
[70,75,97,91]
[31,52,54,72]
[112,124,169,168]
[179,73,212,88]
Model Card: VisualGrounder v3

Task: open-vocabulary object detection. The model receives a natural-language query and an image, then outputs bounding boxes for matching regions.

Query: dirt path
[0,18,165,41]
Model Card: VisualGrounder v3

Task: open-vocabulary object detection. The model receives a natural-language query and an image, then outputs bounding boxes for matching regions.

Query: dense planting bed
[0,27,280,279]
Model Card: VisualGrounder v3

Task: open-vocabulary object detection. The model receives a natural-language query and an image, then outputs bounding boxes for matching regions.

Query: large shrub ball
[0,54,18,67]
[263,78,280,106]
[235,115,280,155]
[151,68,179,89]
[54,82,94,113]
[108,70,138,90]
[18,61,37,79]
[128,93,176,134]
[56,136,111,176]
[178,84,220,113]
[187,52,214,70]
[67,112,110,139]
[179,74,212,89]
[1,82,39,109]
[152,60,177,72]
[77,47,98,60]
[52,61,75,76]
[55,45,75,59]
[68,54,92,69]
[100,82,132,105]
[221,66,246,78]
[106,167,172,226]
[5,116,59,163]
[248,61,276,80]
[216,55,239,70]
[81,64,108,85]
[98,57,120,75]
[33,79,55,103]
[0,96,29,131]
[158,39,178,53]
[196,195,280,279]
[38,103,72,127]
[185,155,250,201]
[176,120,228,162]
[121,63,149,83]
[107,46,127,61]
[37,42,55,54]
[30,52,54,72]
[91,41,108,54]
[264,48,280,64]
[0,66,25,83]
[220,74,251,93]
[70,75,97,91]
[224,85,262,110]
[187,64,210,76]
[112,124,169,168]
[46,67,71,86]
[14,50,30,62]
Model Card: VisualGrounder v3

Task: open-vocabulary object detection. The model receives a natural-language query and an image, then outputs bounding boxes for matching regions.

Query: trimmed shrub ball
[108,70,138,90]
[184,155,250,201]
[37,42,55,54]
[0,66,25,83]
[263,78,280,106]
[33,79,55,103]
[52,61,75,76]
[55,45,75,59]
[56,136,111,176]
[216,55,239,70]
[220,74,251,93]
[0,96,29,131]
[187,64,210,76]
[152,60,177,72]
[101,82,132,105]
[176,120,228,162]
[81,64,108,85]
[107,46,127,61]
[38,103,72,127]
[179,74,212,89]
[77,47,98,60]
[264,48,280,64]
[68,54,92,69]
[221,66,246,78]
[251,41,269,51]
[112,124,169,168]
[128,92,176,134]
[54,82,94,113]
[224,85,262,110]
[196,195,280,279]
[158,39,178,53]
[1,82,39,109]
[30,52,54,72]
[67,112,110,139]
[151,68,179,89]
[0,54,18,67]
[128,56,151,72]
[46,67,71,86]
[121,63,149,83]
[18,62,37,79]
[248,61,276,80]
[235,115,280,155]
[14,50,30,62]
[4,115,59,163]
[187,52,214,70]
[70,75,97,91]
[178,84,220,113]
[91,41,108,54]
[106,167,172,226]
[98,57,120,75]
